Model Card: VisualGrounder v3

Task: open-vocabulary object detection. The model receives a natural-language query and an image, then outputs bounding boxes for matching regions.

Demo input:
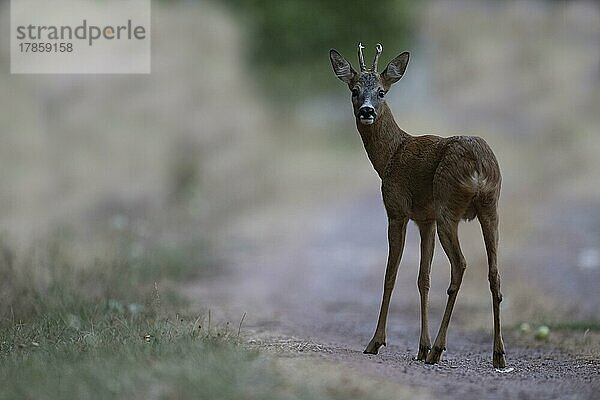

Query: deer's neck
[356,102,408,178]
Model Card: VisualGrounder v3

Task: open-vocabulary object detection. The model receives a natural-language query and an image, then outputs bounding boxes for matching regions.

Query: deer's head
[329,43,409,125]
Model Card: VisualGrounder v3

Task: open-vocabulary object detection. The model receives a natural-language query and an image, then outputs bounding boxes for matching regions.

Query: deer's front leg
[364,217,408,355]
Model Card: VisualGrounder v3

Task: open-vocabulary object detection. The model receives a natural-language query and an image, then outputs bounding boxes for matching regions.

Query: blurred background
[1,0,599,328]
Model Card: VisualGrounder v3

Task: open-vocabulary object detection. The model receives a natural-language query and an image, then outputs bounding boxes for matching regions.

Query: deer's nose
[358,106,376,119]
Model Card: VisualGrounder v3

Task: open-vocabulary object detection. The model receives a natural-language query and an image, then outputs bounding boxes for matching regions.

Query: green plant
[223,0,417,96]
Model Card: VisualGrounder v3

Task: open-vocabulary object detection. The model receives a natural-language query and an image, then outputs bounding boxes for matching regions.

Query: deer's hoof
[425,346,444,364]
[416,344,431,361]
[363,338,385,355]
[493,350,506,369]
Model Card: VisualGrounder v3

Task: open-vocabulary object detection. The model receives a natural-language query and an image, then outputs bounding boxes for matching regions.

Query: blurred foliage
[221,0,417,98]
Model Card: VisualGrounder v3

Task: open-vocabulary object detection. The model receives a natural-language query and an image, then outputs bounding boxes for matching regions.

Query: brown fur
[330,46,506,368]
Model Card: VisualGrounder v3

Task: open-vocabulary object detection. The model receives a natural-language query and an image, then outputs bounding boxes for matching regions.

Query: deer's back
[382,134,501,221]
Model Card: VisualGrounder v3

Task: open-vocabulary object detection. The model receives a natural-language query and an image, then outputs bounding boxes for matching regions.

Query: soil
[183,194,600,399]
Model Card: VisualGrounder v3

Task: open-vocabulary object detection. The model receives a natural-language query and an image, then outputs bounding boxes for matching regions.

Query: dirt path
[183,195,599,399]
[521,199,600,320]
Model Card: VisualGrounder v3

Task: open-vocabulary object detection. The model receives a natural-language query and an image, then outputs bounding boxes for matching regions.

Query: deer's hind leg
[477,201,506,368]
[426,215,466,364]
[416,220,435,360]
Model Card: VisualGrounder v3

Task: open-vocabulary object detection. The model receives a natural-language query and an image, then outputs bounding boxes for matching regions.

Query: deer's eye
[351,88,359,97]
[378,90,385,99]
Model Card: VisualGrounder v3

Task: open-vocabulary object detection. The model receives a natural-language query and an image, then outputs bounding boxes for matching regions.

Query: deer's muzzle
[358,105,376,124]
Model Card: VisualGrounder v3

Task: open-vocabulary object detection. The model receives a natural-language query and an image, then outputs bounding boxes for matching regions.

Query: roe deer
[329,43,506,368]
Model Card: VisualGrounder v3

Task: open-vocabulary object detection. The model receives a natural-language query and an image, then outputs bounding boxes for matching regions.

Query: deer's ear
[381,52,409,87]
[329,49,356,84]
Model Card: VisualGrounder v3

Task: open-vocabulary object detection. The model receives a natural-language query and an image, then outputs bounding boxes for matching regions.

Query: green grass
[547,321,600,332]
[0,238,281,400]
[0,241,297,400]
[0,307,291,400]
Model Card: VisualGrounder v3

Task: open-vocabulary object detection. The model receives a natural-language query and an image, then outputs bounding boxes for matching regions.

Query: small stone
[534,326,550,341]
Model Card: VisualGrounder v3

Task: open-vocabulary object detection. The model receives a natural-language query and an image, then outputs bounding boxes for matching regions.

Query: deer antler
[357,42,367,72]
[372,43,383,72]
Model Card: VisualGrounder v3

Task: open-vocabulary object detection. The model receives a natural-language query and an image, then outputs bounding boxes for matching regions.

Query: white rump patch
[469,171,491,193]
